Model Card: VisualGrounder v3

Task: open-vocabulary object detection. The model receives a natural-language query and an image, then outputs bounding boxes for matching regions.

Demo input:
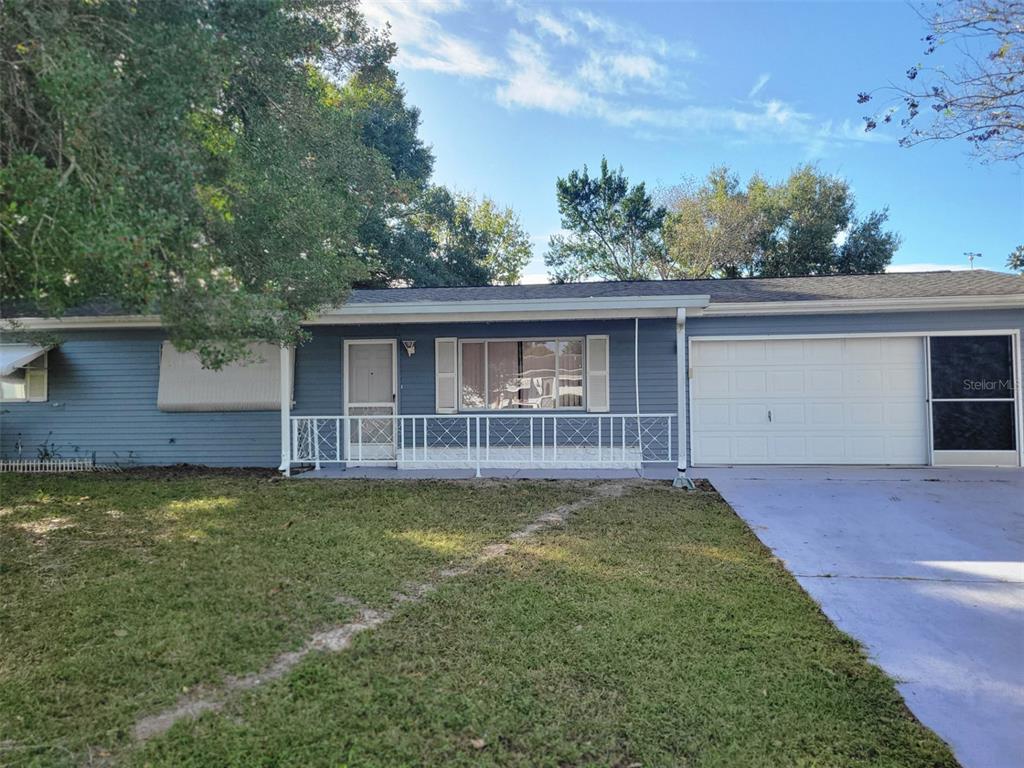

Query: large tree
[458,194,533,286]
[659,167,767,279]
[545,158,666,282]
[359,185,491,288]
[859,0,1024,163]
[661,165,901,278]
[1,0,407,365]
[2,0,525,364]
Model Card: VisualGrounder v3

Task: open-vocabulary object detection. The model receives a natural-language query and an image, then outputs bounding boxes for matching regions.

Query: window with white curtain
[459,338,585,410]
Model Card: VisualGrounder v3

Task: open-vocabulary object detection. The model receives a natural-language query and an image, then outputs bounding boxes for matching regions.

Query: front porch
[276,310,695,480]
[285,413,677,476]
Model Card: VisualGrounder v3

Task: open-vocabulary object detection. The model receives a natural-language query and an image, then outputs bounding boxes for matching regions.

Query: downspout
[278,345,292,477]
[635,318,643,469]
[673,308,695,489]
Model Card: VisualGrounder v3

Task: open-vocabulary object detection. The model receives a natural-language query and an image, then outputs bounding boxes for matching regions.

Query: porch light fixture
[402,340,416,357]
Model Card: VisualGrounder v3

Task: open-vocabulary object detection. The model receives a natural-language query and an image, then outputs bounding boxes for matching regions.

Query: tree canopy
[859,0,1024,163]
[0,0,523,365]
[1008,245,1024,272]
[461,195,533,286]
[660,165,901,278]
[545,158,666,282]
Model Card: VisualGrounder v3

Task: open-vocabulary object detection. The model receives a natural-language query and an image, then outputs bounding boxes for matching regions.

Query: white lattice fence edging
[0,458,120,473]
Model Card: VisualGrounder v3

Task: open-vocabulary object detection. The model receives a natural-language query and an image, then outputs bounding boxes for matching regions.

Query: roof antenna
[964,251,982,270]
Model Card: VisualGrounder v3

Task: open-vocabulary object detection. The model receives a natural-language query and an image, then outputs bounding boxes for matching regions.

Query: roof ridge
[349,269,1016,294]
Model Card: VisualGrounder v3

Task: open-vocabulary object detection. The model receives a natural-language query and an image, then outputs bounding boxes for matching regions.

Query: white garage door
[691,337,928,465]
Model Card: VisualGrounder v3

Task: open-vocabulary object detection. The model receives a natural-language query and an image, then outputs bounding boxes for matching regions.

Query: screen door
[345,340,397,461]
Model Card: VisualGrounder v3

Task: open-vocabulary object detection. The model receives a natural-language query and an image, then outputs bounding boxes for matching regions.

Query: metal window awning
[0,344,51,377]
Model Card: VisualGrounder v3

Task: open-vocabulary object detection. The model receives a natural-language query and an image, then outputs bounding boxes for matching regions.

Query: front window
[460,338,584,410]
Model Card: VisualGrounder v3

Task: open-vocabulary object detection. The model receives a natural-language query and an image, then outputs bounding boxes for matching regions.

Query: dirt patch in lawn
[131,482,631,743]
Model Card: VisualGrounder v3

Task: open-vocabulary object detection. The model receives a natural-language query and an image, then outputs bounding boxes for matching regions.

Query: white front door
[344,340,397,462]
[691,337,929,465]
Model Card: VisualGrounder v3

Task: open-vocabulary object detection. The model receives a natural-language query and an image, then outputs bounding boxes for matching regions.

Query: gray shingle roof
[3,271,1021,319]
[346,270,1024,305]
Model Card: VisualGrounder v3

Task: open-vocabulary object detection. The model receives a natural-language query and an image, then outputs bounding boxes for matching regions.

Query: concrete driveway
[701,467,1024,768]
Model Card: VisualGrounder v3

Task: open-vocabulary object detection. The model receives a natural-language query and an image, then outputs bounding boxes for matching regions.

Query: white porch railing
[288,413,675,474]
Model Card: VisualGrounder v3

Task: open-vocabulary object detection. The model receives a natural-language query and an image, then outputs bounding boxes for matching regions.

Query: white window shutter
[585,335,609,412]
[26,369,47,402]
[435,338,458,413]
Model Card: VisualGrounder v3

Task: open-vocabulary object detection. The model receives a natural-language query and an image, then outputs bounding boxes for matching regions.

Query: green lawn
[1,474,955,767]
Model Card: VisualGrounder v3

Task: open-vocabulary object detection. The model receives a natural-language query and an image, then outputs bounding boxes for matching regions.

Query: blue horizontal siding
[3,308,1019,468]
[292,319,677,418]
[0,331,280,467]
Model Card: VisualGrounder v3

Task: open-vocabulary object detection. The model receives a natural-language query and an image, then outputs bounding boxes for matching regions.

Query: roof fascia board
[303,306,681,325]
[7,292,1022,329]
[322,294,712,317]
[700,294,1024,316]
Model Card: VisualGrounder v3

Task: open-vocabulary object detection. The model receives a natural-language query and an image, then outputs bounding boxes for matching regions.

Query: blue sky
[362,0,1023,282]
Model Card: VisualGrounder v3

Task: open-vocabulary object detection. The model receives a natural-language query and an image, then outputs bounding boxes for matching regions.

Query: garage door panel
[735,403,767,425]
[885,401,923,426]
[846,337,884,363]
[770,435,807,460]
[771,403,805,424]
[885,367,922,394]
[693,368,731,397]
[804,339,845,362]
[767,370,805,395]
[734,436,769,460]
[809,403,844,426]
[846,368,884,393]
[767,340,805,363]
[848,435,886,459]
[735,370,766,394]
[806,435,847,459]
[692,435,727,461]
[730,341,767,363]
[693,402,731,426]
[848,402,886,426]
[692,337,927,465]
[889,436,927,462]
[693,341,730,364]
[808,369,844,392]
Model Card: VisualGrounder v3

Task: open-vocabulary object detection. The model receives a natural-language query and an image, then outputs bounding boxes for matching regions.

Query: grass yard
[1,474,955,767]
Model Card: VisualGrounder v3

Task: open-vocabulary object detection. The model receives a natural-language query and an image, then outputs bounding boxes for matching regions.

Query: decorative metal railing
[288,413,674,473]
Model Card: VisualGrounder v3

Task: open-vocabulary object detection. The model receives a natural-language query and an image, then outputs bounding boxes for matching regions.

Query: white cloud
[363,2,871,154]
[496,32,591,113]
[748,72,771,98]
[887,263,970,273]
[361,0,500,78]
[566,8,688,58]
[532,11,577,44]
[578,52,665,93]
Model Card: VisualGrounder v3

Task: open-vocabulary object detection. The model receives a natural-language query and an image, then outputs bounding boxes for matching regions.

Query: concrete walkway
[701,466,1024,768]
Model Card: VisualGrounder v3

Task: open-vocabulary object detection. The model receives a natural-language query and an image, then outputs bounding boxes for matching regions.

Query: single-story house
[2,270,1022,479]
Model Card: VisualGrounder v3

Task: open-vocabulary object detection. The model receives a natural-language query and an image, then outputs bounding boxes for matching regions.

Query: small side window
[0,353,48,403]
